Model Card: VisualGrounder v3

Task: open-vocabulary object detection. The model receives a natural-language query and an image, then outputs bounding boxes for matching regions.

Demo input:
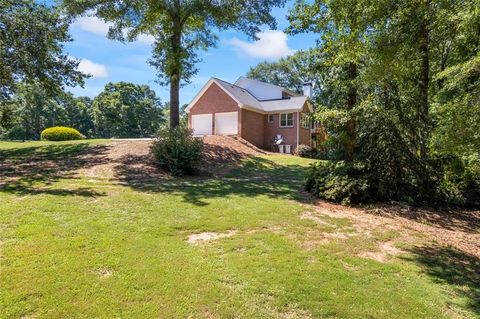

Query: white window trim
[268,114,274,123]
[279,113,294,128]
[300,113,310,129]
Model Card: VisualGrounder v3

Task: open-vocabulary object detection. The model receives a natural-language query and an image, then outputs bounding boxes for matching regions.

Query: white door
[215,112,238,135]
[191,114,213,136]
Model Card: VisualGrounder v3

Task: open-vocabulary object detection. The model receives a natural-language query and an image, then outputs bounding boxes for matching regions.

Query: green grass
[0,141,478,318]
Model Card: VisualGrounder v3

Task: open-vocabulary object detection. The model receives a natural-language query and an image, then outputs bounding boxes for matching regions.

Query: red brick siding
[188,82,240,133]
[264,109,312,151]
[188,82,312,151]
[264,112,298,151]
[241,109,265,148]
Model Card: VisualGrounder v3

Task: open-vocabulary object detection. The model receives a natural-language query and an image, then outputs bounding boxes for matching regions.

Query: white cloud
[228,30,294,59]
[136,34,155,45]
[73,16,154,45]
[73,16,111,37]
[78,59,108,78]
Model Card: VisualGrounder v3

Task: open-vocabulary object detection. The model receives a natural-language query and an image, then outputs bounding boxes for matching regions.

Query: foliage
[0,0,85,101]
[0,82,163,140]
[305,161,372,205]
[247,49,323,100]
[62,0,287,128]
[150,126,203,176]
[0,83,96,140]
[92,82,164,138]
[40,126,84,141]
[295,144,312,158]
[283,0,480,207]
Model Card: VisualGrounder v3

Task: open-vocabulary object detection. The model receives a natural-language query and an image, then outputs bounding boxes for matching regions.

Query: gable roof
[186,77,313,114]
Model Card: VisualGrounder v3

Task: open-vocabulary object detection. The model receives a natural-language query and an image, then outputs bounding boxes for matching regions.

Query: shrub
[295,144,312,158]
[150,126,203,176]
[40,126,84,141]
[305,161,372,205]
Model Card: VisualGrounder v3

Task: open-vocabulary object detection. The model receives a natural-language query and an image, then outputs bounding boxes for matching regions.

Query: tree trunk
[345,62,357,162]
[169,15,182,129]
[169,74,180,128]
[418,16,430,159]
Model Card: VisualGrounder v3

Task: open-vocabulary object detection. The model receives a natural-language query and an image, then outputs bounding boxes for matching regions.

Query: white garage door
[215,112,238,135]
[191,114,213,136]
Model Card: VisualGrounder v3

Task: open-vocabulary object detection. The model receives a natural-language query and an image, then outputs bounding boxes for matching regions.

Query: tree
[92,82,164,138]
[287,0,381,161]
[247,49,322,99]
[0,0,85,101]
[61,0,287,128]
[57,94,96,138]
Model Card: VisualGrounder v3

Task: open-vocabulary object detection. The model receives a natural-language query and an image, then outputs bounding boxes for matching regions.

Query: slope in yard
[0,140,479,318]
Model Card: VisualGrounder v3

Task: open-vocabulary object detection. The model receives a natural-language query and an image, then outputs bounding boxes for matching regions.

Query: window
[300,113,310,129]
[280,113,294,127]
[268,114,274,123]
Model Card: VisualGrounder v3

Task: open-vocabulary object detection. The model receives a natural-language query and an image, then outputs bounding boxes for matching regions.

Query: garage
[191,114,213,136]
[215,111,238,135]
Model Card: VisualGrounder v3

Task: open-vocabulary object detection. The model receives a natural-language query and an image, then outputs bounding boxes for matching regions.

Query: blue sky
[65,1,318,106]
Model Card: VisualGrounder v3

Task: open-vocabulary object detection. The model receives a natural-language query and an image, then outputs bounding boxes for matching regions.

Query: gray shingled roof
[213,78,263,111]
[214,78,307,113]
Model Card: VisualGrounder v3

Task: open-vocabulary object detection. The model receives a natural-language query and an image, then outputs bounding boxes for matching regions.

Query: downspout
[296,111,300,151]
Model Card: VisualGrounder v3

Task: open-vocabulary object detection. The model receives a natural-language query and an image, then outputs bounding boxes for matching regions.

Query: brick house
[186,77,313,152]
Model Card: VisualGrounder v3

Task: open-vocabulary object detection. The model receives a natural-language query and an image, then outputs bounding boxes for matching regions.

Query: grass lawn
[0,140,478,318]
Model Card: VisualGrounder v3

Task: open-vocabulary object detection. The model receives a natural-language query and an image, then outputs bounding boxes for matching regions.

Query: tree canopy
[280,0,480,205]
[0,0,85,100]
[92,82,164,138]
[61,0,287,128]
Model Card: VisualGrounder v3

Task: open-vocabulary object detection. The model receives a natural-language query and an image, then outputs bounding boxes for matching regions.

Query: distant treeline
[0,82,167,140]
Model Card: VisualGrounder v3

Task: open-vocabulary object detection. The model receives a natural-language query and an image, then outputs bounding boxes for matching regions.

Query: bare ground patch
[309,200,480,259]
[187,230,238,245]
[359,242,405,263]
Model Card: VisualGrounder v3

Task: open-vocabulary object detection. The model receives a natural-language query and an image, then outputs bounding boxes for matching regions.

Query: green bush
[436,154,480,207]
[295,144,313,158]
[150,126,203,176]
[40,126,84,141]
[305,161,372,205]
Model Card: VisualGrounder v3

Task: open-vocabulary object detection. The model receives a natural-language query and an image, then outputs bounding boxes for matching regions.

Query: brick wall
[264,112,298,151]
[240,109,265,148]
[188,82,240,133]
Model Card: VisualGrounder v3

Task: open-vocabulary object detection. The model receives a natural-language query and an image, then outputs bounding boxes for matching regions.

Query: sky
[65,1,318,106]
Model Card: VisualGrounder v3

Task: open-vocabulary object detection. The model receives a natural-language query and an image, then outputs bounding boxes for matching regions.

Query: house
[186,77,313,152]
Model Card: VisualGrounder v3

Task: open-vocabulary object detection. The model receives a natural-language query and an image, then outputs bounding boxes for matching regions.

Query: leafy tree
[61,0,287,128]
[92,82,164,138]
[247,49,322,96]
[0,0,85,101]
[287,0,383,161]
[57,94,96,138]
[287,0,480,205]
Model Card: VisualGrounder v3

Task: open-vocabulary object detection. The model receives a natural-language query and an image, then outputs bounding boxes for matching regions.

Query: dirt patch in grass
[187,230,237,245]
[359,242,405,263]
[81,137,268,186]
[311,200,480,259]
[91,267,114,278]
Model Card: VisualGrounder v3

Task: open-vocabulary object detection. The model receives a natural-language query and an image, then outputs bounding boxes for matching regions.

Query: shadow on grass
[0,143,110,197]
[366,204,480,234]
[405,245,480,315]
[114,155,309,206]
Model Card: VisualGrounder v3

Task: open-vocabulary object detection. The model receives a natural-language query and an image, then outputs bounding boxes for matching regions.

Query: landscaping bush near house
[295,144,312,158]
[150,126,203,176]
[40,126,84,141]
[305,161,372,205]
